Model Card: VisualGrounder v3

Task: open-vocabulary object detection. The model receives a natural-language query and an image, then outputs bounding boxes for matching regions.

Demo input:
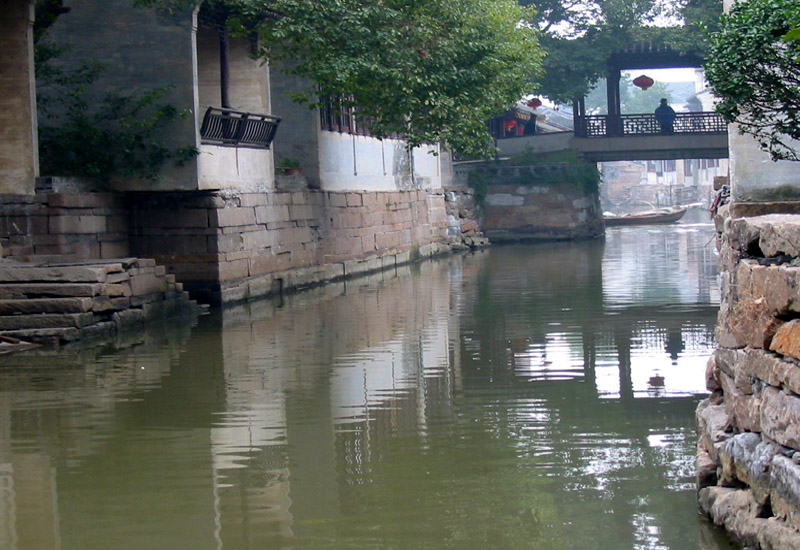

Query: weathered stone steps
[0,257,200,345]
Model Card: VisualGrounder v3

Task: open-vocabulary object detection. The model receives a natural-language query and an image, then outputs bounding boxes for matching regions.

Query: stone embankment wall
[443,184,489,249]
[0,193,129,259]
[698,213,800,549]
[0,257,198,345]
[481,181,603,242]
[0,188,449,306]
[455,164,604,243]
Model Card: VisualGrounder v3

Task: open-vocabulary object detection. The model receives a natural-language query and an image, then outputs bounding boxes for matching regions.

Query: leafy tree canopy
[524,0,722,104]
[704,0,800,161]
[137,0,544,158]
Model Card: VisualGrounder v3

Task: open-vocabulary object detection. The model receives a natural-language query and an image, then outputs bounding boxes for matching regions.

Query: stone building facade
[0,0,452,310]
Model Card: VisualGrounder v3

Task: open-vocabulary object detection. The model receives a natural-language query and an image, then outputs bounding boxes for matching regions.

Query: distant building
[602,157,728,211]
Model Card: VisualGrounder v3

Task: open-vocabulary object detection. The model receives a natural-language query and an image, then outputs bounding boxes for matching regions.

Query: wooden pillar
[606,67,621,137]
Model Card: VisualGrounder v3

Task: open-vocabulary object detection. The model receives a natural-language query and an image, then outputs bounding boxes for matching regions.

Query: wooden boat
[604,206,688,227]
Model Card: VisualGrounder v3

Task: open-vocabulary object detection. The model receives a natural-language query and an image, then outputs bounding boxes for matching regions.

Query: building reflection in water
[0,223,729,549]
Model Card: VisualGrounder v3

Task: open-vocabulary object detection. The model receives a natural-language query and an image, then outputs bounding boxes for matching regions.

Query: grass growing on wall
[467,170,489,210]
[505,149,601,194]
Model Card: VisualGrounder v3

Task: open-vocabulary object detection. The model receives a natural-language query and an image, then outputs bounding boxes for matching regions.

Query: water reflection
[0,223,731,549]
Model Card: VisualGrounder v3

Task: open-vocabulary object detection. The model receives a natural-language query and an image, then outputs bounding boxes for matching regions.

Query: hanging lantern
[503,120,517,131]
[527,98,542,109]
[633,74,655,90]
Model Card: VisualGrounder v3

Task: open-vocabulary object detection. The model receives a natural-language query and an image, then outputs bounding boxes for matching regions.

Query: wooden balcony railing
[575,112,727,138]
[200,107,280,148]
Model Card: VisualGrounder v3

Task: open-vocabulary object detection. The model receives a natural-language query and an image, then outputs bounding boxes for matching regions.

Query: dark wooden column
[606,67,621,136]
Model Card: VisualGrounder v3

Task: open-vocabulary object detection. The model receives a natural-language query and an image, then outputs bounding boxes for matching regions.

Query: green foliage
[704,0,800,161]
[784,26,800,61]
[277,157,301,169]
[505,149,601,194]
[38,85,197,183]
[467,169,488,210]
[35,1,198,183]
[138,0,543,158]
[525,0,722,104]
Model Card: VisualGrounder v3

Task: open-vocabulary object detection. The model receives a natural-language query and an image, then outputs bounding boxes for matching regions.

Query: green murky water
[0,218,736,549]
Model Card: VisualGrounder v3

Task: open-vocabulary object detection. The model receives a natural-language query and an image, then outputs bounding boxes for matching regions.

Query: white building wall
[318,132,443,192]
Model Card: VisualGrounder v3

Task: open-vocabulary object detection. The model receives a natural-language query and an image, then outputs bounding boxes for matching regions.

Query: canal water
[0,216,735,549]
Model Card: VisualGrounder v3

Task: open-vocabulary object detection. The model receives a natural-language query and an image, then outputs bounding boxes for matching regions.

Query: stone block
[770,455,800,531]
[106,271,130,284]
[239,193,269,207]
[718,262,783,349]
[47,193,112,208]
[280,226,313,245]
[761,386,800,450]
[754,215,800,257]
[289,204,314,220]
[49,214,106,234]
[0,266,109,283]
[113,308,145,330]
[328,193,348,207]
[242,228,277,251]
[0,297,93,314]
[213,207,256,228]
[207,233,244,254]
[101,282,132,297]
[771,320,800,361]
[346,193,363,207]
[737,349,789,390]
[129,273,168,296]
[719,432,774,503]
[0,327,81,344]
[0,282,102,298]
[92,296,130,312]
[218,259,250,281]
[746,264,800,315]
[272,193,293,205]
[721,371,762,433]
[0,312,95,330]
[79,321,116,341]
[130,292,166,307]
[697,398,733,460]
[697,449,718,489]
[0,215,48,235]
[248,253,277,277]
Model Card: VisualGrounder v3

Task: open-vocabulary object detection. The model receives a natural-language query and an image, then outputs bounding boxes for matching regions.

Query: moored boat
[603,206,688,227]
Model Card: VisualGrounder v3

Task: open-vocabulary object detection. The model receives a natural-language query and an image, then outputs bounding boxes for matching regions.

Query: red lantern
[632,74,654,90]
[503,120,517,131]
[527,98,542,109]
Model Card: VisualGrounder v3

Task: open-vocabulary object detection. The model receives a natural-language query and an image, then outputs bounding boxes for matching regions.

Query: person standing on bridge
[654,98,676,134]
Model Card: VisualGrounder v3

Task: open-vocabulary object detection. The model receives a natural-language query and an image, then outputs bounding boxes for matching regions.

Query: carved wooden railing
[200,107,280,148]
[576,112,727,138]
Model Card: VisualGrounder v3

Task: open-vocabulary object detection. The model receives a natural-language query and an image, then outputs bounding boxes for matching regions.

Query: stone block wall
[698,213,800,549]
[0,188,450,306]
[443,184,489,249]
[0,193,129,259]
[129,189,450,304]
[481,182,603,242]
